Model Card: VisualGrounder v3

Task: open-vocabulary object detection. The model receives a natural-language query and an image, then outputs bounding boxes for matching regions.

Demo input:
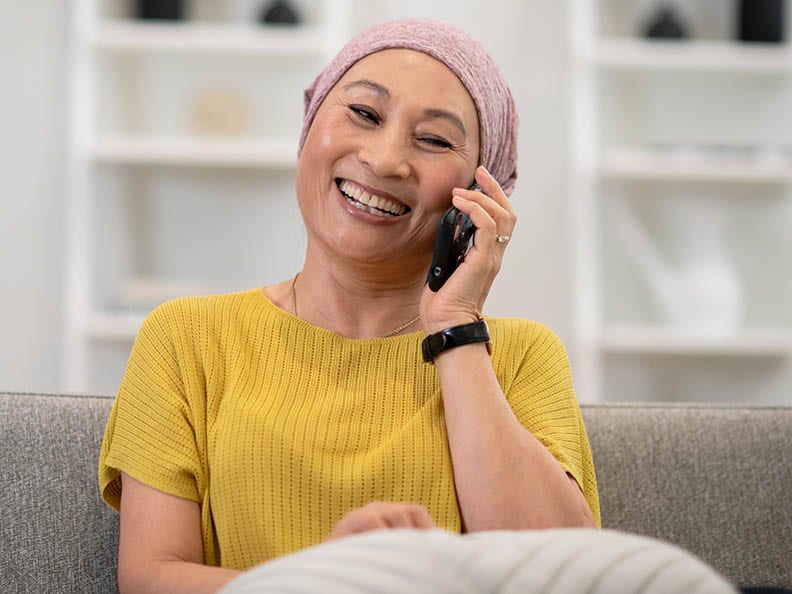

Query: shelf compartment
[601,325,792,356]
[92,136,298,167]
[593,39,792,73]
[92,21,327,55]
[600,147,792,182]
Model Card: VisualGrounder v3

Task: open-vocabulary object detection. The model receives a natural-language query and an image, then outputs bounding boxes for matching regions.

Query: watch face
[428,332,447,356]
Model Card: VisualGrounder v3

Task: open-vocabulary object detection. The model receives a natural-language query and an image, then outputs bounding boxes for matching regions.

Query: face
[296,49,480,272]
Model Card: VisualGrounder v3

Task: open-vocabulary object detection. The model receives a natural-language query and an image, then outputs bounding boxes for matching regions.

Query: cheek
[422,165,472,213]
[306,111,352,156]
[296,117,347,196]
[310,123,337,155]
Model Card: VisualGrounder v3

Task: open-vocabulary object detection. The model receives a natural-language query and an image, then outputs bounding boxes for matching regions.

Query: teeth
[338,180,407,216]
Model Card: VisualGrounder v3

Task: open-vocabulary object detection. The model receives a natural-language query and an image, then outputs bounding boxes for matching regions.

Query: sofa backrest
[1,392,119,594]
[583,403,792,589]
[1,392,791,593]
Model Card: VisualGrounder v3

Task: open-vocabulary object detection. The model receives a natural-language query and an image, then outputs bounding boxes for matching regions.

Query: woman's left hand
[420,165,516,334]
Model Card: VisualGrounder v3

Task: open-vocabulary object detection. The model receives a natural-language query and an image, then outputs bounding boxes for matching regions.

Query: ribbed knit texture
[298,18,519,196]
[98,288,599,570]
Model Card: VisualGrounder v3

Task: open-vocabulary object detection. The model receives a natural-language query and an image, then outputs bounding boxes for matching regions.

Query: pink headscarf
[298,18,519,196]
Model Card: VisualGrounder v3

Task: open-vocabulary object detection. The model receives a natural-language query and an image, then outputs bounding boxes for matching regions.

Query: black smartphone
[426,182,480,292]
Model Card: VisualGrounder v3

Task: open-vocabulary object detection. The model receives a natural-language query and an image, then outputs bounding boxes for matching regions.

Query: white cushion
[220,528,737,594]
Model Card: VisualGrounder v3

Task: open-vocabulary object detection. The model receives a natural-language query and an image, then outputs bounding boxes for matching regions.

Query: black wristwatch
[422,319,491,364]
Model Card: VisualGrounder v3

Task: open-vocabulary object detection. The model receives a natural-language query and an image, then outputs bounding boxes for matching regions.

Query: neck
[290,247,426,339]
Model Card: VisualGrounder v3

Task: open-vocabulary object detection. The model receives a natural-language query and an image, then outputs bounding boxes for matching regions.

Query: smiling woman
[294,48,480,281]
[97,17,599,594]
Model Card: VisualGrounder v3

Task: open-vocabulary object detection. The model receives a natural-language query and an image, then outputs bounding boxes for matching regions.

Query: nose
[357,126,411,179]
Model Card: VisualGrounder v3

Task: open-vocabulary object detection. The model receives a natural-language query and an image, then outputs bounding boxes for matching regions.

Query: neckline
[255,286,425,342]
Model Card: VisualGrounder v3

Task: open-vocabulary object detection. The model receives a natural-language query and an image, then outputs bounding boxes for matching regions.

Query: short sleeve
[504,322,601,527]
[98,300,204,511]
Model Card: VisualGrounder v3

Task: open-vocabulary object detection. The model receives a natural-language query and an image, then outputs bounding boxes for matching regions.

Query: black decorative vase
[259,0,301,25]
[738,0,785,43]
[135,0,184,20]
[643,4,688,39]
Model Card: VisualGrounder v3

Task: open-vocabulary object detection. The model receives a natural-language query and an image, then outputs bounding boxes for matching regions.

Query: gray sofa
[1,391,790,593]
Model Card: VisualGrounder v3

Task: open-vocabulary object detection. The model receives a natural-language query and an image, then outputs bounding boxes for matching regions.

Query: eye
[418,136,452,149]
[348,105,379,124]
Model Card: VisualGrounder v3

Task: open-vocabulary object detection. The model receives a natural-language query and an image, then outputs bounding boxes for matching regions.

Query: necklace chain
[379,314,422,338]
[290,274,420,338]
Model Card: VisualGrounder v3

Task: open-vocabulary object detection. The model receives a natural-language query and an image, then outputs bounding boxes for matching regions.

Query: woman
[98,18,599,594]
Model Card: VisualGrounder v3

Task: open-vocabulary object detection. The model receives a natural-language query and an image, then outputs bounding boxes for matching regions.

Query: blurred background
[1,0,790,403]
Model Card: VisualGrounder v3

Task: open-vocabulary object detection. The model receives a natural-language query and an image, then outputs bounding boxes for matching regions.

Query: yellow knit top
[98,287,599,570]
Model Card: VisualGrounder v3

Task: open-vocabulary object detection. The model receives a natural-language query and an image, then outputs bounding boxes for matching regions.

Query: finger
[362,514,390,532]
[452,177,516,240]
[452,187,512,229]
[381,504,434,530]
[452,200,507,261]
[452,190,514,230]
[475,166,518,230]
[475,165,512,212]
[451,195,498,237]
[383,507,416,529]
[453,197,514,253]
[346,508,388,533]
[407,505,435,529]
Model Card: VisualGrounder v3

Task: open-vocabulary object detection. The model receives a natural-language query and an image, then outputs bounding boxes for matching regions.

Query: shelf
[87,312,145,341]
[592,38,792,72]
[92,136,298,167]
[569,3,792,403]
[600,147,792,182]
[65,0,349,391]
[601,325,792,356]
[92,21,326,56]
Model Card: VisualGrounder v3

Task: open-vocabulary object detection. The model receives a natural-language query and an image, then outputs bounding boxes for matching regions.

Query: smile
[336,179,410,217]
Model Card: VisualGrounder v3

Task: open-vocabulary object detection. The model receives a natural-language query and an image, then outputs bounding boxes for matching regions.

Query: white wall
[0,2,68,392]
[0,1,572,393]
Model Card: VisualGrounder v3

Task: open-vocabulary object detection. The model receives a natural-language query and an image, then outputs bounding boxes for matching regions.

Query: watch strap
[422,320,491,364]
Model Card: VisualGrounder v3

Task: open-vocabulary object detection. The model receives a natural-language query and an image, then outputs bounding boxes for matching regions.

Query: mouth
[335,178,411,218]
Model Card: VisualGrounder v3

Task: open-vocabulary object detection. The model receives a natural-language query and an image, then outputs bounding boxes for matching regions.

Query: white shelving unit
[600,325,792,356]
[64,0,349,392]
[92,21,328,54]
[93,136,298,167]
[600,147,792,182]
[593,38,792,72]
[570,1,792,404]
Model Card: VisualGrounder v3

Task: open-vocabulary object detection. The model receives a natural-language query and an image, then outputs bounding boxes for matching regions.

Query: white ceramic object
[613,199,744,335]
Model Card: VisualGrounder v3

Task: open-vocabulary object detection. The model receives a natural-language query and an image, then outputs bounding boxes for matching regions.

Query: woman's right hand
[326,502,436,541]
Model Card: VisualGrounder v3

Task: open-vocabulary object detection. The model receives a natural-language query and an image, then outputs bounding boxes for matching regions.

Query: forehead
[337,49,478,122]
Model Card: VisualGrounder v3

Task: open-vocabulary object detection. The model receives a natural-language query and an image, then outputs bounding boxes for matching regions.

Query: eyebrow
[342,79,468,137]
[342,79,390,98]
[422,108,467,137]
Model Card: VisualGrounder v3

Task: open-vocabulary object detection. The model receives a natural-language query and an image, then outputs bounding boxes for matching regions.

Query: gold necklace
[290,274,421,338]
